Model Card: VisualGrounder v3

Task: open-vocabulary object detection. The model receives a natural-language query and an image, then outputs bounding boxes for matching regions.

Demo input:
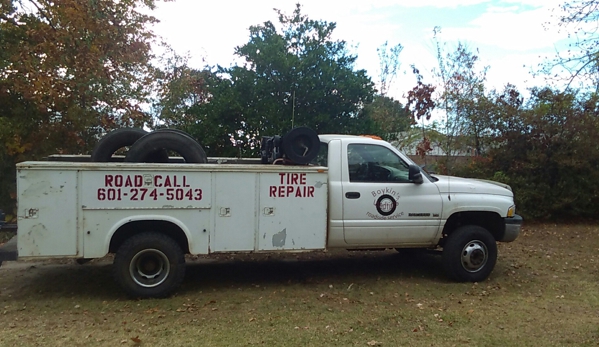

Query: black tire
[281,127,320,165]
[113,232,185,298]
[153,129,195,164]
[91,128,145,162]
[91,128,169,162]
[442,225,497,282]
[125,131,208,163]
[154,128,194,138]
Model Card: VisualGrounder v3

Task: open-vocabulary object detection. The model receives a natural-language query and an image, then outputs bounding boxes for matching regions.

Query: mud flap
[0,236,18,266]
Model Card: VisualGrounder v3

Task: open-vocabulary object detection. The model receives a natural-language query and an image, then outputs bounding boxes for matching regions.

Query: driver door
[342,143,443,246]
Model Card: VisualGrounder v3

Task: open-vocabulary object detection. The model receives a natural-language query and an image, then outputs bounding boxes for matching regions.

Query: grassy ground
[0,223,598,347]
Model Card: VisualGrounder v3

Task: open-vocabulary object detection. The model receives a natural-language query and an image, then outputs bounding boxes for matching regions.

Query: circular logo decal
[376,194,397,216]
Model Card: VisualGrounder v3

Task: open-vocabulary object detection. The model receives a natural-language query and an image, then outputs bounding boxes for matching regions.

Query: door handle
[345,192,360,199]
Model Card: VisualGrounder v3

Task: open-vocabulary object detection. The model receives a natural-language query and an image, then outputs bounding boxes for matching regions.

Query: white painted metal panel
[80,170,211,209]
[339,142,443,246]
[342,182,443,245]
[17,169,78,257]
[257,171,328,251]
[79,169,212,257]
[15,161,329,258]
[82,210,210,257]
[212,173,257,252]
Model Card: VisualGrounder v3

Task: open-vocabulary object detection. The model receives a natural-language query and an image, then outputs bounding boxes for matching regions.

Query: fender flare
[102,215,195,256]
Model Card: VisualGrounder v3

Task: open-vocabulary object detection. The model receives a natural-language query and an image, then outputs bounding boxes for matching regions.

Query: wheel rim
[129,249,170,288]
[460,240,488,273]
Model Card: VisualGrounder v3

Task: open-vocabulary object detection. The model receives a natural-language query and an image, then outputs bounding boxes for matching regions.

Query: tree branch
[0,12,19,26]
[28,0,57,31]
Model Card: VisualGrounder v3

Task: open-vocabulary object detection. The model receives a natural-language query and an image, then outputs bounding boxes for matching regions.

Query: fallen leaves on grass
[412,325,424,332]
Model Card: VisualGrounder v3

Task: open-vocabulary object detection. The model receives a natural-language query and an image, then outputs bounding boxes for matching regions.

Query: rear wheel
[442,225,497,282]
[113,232,185,298]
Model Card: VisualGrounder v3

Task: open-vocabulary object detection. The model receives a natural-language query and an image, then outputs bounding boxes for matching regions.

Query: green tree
[432,29,490,171]
[377,41,403,96]
[362,95,412,143]
[363,41,412,143]
[151,47,211,129]
[180,4,376,157]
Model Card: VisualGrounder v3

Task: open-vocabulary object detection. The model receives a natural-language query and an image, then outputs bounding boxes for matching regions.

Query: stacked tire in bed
[90,128,207,163]
[91,126,321,165]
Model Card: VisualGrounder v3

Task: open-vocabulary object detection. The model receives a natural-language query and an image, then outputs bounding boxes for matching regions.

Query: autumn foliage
[451,87,599,219]
[1,1,599,222]
[0,0,167,212]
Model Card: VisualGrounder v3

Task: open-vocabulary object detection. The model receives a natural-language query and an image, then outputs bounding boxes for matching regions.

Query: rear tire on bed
[91,128,169,162]
[281,127,320,165]
[113,232,185,298]
[124,131,207,163]
[442,225,497,282]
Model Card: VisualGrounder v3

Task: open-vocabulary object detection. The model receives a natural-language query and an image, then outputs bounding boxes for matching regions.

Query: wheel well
[109,220,190,254]
[441,211,504,245]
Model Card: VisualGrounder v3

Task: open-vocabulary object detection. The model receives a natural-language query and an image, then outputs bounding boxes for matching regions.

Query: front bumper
[500,214,523,242]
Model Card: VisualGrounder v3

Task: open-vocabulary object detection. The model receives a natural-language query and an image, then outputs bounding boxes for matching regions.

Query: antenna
[445,108,451,202]
[291,90,296,128]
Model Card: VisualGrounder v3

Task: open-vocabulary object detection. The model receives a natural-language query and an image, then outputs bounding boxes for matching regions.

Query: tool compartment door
[17,169,79,257]
[212,172,257,252]
[257,171,328,251]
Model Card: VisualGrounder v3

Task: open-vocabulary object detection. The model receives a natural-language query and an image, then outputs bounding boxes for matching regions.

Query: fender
[100,214,194,257]
[440,193,511,220]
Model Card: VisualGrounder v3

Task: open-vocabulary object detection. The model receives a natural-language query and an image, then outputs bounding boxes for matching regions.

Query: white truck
[2,133,522,298]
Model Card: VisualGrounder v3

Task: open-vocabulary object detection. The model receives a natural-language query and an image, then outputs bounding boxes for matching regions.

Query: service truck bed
[16,161,328,259]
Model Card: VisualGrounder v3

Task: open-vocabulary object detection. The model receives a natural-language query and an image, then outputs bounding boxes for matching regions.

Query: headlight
[507,205,516,217]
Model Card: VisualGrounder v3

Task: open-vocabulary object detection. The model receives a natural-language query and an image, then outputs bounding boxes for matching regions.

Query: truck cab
[318,134,521,281]
[318,135,444,248]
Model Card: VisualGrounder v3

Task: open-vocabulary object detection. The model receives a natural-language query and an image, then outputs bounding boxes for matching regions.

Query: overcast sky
[152,0,569,100]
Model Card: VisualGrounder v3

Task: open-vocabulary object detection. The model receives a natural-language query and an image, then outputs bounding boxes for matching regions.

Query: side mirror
[408,164,423,184]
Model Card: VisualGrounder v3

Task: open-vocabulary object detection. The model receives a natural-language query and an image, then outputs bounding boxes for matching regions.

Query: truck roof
[318,134,384,143]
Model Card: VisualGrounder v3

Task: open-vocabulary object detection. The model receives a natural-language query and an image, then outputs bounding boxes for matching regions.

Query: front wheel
[113,232,185,298]
[442,225,497,282]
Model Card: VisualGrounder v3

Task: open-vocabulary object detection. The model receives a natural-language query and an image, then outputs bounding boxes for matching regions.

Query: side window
[347,144,410,183]
[310,142,328,167]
